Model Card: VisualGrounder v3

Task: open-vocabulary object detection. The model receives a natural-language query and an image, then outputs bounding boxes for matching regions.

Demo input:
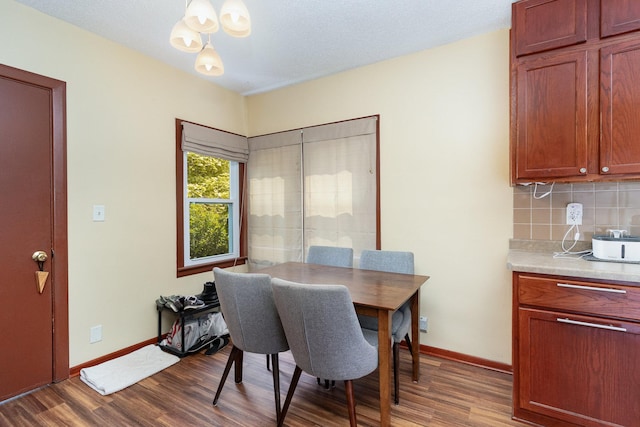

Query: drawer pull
[557,283,627,294]
[557,318,627,332]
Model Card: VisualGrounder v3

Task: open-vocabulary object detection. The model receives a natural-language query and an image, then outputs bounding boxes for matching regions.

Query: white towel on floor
[80,344,180,395]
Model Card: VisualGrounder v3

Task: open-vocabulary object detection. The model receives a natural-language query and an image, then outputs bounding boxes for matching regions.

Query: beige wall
[3,0,514,366]
[247,29,514,363]
[1,1,247,366]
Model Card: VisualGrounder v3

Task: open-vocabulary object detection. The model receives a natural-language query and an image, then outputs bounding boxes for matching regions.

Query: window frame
[176,119,247,277]
[183,155,239,267]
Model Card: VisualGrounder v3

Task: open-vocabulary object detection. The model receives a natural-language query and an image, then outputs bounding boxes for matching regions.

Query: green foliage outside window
[187,152,231,260]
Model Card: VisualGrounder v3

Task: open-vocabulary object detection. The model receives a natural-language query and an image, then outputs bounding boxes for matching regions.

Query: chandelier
[170,0,251,77]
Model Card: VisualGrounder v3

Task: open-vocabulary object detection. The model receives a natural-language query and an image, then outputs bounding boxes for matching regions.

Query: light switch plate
[93,205,105,222]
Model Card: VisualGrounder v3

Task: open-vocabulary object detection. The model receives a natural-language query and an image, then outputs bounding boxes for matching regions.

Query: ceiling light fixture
[170,0,251,77]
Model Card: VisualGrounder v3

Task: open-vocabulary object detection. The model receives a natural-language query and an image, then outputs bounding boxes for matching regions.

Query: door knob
[32,251,47,263]
[32,251,47,272]
[32,251,49,294]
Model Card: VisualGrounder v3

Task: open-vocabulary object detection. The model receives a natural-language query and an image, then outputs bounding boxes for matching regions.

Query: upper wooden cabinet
[514,50,590,179]
[600,39,640,175]
[511,0,640,184]
[513,0,587,56]
[601,0,640,38]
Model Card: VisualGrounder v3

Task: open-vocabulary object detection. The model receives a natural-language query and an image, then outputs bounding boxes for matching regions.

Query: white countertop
[507,249,640,284]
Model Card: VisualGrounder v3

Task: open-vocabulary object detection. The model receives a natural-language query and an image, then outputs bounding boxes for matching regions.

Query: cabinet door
[513,0,587,56]
[601,39,640,175]
[601,0,640,38]
[515,50,589,180]
[517,308,640,426]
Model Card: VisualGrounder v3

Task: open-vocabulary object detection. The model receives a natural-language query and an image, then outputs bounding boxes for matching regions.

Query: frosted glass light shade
[195,43,224,76]
[170,18,203,53]
[184,0,219,33]
[220,0,251,37]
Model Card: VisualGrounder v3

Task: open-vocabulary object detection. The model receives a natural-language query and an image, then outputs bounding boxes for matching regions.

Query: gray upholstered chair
[306,245,354,267]
[357,249,414,405]
[271,278,378,427]
[306,245,354,388]
[212,268,289,424]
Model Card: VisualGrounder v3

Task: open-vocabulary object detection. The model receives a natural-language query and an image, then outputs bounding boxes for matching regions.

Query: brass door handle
[32,251,49,293]
[32,251,48,263]
[32,251,47,271]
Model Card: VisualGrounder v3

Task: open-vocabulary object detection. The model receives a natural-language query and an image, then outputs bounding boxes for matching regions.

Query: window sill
[177,257,247,278]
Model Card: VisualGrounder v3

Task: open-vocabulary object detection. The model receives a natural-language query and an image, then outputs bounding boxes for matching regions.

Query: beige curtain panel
[247,116,378,268]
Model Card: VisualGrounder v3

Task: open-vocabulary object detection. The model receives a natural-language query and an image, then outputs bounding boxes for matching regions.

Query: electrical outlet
[566,203,583,225]
[419,316,428,332]
[90,325,102,343]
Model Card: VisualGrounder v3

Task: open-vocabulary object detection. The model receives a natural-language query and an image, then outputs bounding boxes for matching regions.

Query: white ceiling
[13,0,516,96]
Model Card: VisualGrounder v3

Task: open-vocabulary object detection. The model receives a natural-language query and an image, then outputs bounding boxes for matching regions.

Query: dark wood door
[0,65,68,401]
[514,50,590,180]
[517,308,640,426]
[600,39,640,176]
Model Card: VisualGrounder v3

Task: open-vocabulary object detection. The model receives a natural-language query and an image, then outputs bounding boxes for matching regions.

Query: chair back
[271,278,377,381]
[213,268,289,355]
[306,245,353,268]
[359,249,414,274]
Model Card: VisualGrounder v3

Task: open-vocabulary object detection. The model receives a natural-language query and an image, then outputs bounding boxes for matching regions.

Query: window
[184,153,239,266]
[176,119,248,277]
[247,116,379,268]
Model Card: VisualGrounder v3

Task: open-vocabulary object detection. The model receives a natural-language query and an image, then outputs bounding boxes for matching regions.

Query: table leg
[410,289,420,382]
[377,309,392,427]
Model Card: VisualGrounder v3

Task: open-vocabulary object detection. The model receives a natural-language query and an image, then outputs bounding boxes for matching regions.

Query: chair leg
[279,366,302,427]
[344,380,358,427]
[404,333,413,355]
[266,354,271,371]
[271,354,282,424]
[393,341,400,405]
[234,349,244,383]
[213,346,242,406]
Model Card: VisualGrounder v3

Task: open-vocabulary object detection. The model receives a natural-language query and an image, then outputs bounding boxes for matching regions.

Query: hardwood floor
[0,347,527,426]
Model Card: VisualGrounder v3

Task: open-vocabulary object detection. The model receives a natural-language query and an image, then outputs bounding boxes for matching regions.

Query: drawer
[517,274,640,321]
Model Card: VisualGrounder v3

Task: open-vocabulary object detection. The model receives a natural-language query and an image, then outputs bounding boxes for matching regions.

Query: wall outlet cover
[419,316,428,332]
[90,325,102,343]
[566,202,583,225]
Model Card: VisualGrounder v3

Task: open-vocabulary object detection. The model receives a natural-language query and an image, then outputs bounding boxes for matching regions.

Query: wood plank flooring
[0,346,527,426]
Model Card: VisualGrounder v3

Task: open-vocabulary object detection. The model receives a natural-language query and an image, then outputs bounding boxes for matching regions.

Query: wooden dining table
[254,262,430,427]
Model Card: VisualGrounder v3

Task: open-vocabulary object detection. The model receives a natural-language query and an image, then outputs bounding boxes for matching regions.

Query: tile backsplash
[513,181,640,241]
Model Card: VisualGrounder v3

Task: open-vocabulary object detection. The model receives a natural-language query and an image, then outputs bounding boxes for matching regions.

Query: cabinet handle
[579,167,587,174]
[602,166,610,173]
[557,283,626,294]
[557,317,627,332]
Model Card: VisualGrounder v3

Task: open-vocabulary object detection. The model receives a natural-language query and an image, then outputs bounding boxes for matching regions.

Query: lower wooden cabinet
[512,272,640,426]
